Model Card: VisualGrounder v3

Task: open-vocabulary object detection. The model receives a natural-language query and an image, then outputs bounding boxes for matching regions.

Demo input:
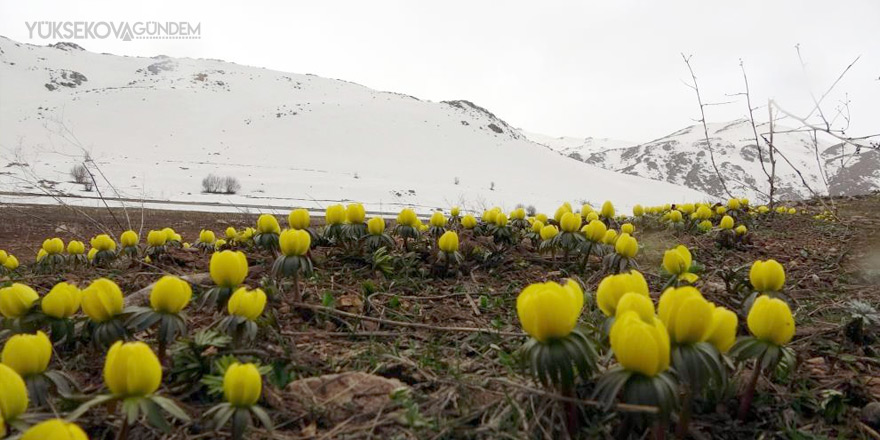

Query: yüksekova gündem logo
[25,21,201,41]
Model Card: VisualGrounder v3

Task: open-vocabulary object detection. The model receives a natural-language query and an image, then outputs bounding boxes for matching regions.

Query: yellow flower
[695,205,713,220]
[199,229,216,244]
[2,331,52,377]
[510,208,526,220]
[397,208,419,227]
[719,215,734,230]
[430,211,446,227]
[787,208,796,215]
[516,280,584,343]
[615,292,655,322]
[758,205,769,214]
[346,203,366,224]
[210,251,249,288]
[162,227,177,242]
[257,214,281,234]
[716,206,727,215]
[596,270,649,317]
[36,249,47,262]
[86,249,97,262]
[740,198,749,206]
[727,198,741,210]
[90,234,116,251]
[67,240,85,255]
[553,204,571,222]
[104,341,161,398]
[614,233,638,258]
[227,287,267,320]
[535,213,548,224]
[0,283,39,318]
[438,231,459,253]
[0,250,6,265]
[324,205,345,226]
[21,419,88,440]
[539,225,559,240]
[559,212,581,233]
[531,220,544,233]
[225,227,237,240]
[662,245,692,275]
[580,204,594,215]
[658,286,714,344]
[749,259,785,292]
[223,363,262,407]
[418,223,428,232]
[633,204,644,216]
[600,201,615,219]
[43,238,64,255]
[279,229,311,257]
[461,214,477,229]
[81,279,124,323]
[602,229,618,245]
[41,282,82,319]
[668,210,683,223]
[703,307,738,352]
[367,217,385,235]
[735,225,748,235]
[582,220,607,242]
[679,204,695,214]
[150,276,192,314]
[0,363,28,421]
[697,220,712,232]
[585,212,599,222]
[610,311,670,377]
[747,295,795,345]
[147,230,167,246]
[120,230,139,247]
[288,209,310,230]
[494,212,508,227]
[450,206,460,217]
[213,240,225,249]
[621,223,634,235]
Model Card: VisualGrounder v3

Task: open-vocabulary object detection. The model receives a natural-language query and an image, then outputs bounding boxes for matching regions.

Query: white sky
[1,0,878,143]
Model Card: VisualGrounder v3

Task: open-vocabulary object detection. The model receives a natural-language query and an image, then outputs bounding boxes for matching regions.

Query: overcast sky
[1,0,878,143]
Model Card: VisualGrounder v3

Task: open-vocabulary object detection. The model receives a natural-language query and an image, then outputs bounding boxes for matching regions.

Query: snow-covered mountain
[522,131,635,161]
[0,36,710,215]
[552,119,878,201]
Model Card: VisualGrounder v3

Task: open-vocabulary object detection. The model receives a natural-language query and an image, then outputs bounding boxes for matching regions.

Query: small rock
[861,402,880,428]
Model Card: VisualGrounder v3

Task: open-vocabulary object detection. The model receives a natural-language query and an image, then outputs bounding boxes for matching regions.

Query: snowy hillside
[565,119,877,202]
[523,131,635,162]
[0,36,710,216]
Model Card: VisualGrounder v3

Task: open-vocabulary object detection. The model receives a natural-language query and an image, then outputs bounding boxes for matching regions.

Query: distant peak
[49,42,85,51]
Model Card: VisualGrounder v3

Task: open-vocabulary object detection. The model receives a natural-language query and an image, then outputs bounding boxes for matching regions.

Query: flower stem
[561,386,578,436]
[675,388,691,439]
[738,355,764,421]
[291,272,301,303]
[117,415,130,440]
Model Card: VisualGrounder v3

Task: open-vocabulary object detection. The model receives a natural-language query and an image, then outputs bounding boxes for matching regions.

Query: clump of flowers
[127,276,192,364]
[203,251,249,309]
[37,237,65,271]
[120,230,139,258]
[394,208,421,250]
[661,245,699,288]
[146,230,168,259]
[196,229,217,251]
[81,278,127,347]
[436,231,462,272]
[41,282,82,344]
[344,203,367,240]
[428,211,447,238]
[220,287,267,345]
[272,229,313,302]
[607,232,638,272]
[90,234,118,265]
[254,214,281,251]
[0,283,40,329]
[206,362,273,440]
[322,204,347,243]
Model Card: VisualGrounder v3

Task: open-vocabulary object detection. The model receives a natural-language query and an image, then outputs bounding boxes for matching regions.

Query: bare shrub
[203,174,241,194]
[70,164,89,184]
[222,176,241,194]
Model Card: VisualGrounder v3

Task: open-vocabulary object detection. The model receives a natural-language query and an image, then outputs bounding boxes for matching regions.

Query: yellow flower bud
[680,204,695,215]
[602,229,618,245]
[539,225,559,240]
[662,245,692,275]
[41,282,82,319]
[719,215,734,230]
[90,234,116,251]
[3,255,19,271]
[461,214,477,229]
[103,341,161,397]
[0,283,39,318]
[43,238,64,255]
[430,211,446,227]
[614,233,638,258]
[199,229,216,244]
[494,212,508,227]
[727,198,741,210]
[516,280,583,342]
[611,311,670,376]
[86,248,97,262]
[120,230,139,248]
[697,220,712,232]
[288,209,310,230]
[615,292,655,322]
[81,278,124,323]
[397,208,419,227]
[582,220,606,242]
[325,205,345,226]
[559,212,581,233]
[21,419,88,440]
[2,331,52,377]
[450,206,460,217]
[596,270,649,317]
[535,213,548,224]
[279,229,311,257]
[658,286,714,344]
[0,363,28,421]
[747,295,795,345]
[553,205,571,222]
[735,225,748,235]
[67,240,85,255]
[668,210,683,223]
[210,251,249,288]
[438,231,459,253]
[633,204,644,216]
[510,208,526,220]
[257,214,281,234]
[531,220,544,233]
[162,228,177,242]
[223,363,262,407]
[150,276,192,314]
[600,201,615,219]
[227,287,267,321]
[225,227,237,239]
[749,259,785,292]
[367,217,385,235]
[703,307,738,352]
[147,230,167,247]
[621,223,634,235]
[346,203,366,224]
